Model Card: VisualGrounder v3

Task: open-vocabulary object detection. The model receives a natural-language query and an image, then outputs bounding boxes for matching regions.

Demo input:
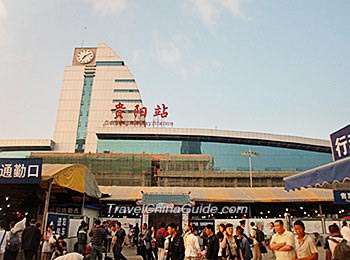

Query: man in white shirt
[270,220,295,260]
[184,226,201,260]
[340,220,350,241]
[249,222,261,260]
[292,220,318,260]
[0,221,9,260]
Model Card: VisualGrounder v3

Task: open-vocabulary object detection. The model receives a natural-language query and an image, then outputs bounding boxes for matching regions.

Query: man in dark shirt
[89,219,105,260]
[204,224,219,260]
[21,219,41,260]
[113,221,127,260]
[166,222,185,260]
[77,222,88,256]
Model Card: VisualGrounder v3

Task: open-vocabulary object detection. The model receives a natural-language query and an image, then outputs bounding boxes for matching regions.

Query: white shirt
[340,226,350,241]
[270,230,295,260]
[185,233,201,258]
[250,227,258,245]
[294,234,318,259]
[0,230,9,254]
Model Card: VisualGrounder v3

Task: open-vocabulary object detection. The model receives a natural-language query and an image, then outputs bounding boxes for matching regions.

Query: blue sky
[0,0,349,140]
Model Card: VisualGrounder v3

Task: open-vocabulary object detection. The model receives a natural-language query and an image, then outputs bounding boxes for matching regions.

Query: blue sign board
[0,158,42,184]
[330,124,350,161]
[333,190,350,204]
[47,213,69,238]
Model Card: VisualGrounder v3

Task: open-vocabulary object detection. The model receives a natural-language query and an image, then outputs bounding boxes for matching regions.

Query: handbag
[259,243,267,254]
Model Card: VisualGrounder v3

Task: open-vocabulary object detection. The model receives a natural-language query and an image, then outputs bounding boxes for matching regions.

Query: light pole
[240,149,259,188]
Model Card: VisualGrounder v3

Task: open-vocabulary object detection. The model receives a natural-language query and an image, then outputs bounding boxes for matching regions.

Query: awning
[42,164,102,198]
[284,157,350,191]
[99,186,333,203]
[141,194,191,205]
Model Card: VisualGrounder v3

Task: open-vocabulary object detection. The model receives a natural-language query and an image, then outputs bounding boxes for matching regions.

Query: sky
[0,0,349,141]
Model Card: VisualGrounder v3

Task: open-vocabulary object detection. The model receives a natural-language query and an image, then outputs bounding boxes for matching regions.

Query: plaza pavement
[108,245,326,260]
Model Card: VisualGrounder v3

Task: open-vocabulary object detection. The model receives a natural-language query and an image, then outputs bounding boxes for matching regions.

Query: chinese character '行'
[335,135,349,158]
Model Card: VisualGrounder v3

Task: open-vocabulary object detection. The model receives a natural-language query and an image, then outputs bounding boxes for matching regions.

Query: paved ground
[107,245,326,260]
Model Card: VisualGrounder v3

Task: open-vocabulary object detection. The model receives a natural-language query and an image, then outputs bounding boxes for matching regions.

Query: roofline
[0,139,55,152]
[96,128,331,153]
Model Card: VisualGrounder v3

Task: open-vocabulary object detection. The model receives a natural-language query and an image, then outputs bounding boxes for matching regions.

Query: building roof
[96,128,331,153]
[0,139,54,151]
[99,186,333,203]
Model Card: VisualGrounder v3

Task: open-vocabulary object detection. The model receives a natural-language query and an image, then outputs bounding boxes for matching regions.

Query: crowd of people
[0,217,350,260]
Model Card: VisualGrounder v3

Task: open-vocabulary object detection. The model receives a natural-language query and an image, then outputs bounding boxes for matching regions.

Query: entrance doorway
[148,213,182,230]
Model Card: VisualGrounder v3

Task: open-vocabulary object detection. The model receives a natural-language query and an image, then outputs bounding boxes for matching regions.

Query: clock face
[77,49,94,64]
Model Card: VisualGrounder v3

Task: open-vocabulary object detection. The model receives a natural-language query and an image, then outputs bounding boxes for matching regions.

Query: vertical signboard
[330,124,350,161]
[0,158,42,184]
[47,213,69,238]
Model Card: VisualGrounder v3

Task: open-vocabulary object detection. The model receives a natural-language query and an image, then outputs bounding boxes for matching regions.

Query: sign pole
[42,179,53,234]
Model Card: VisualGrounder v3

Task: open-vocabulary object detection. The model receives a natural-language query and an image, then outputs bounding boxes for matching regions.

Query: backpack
[255,229,265,243]
[8,234,21,252]
[157,230,165,248]
[329,238,350,260]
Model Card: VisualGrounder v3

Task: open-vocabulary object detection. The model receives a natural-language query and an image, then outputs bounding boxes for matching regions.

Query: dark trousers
[147,248,154,260]
[4,250,18,260]
[91,245,103,260]
[114,245,128,260]
[24,250,35,260]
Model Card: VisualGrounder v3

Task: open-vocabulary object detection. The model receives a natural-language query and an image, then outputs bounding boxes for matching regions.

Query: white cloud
[88,0,127,15]
[0,0,7,20]
[193,0,217,28]
[219,0,240,16]
[0,0,8,49]
[157,48,181,65]
[153,32,187,79]
[189,0,250,29]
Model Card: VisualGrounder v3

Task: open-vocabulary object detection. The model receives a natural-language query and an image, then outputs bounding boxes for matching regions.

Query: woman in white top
[0,221,9,260]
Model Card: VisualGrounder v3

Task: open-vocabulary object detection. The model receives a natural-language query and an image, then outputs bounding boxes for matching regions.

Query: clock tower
[72,48,97,66]
[54,43,144,153]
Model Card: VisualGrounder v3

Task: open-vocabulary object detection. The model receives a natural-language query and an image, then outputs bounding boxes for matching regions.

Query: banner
[0,158,42,184]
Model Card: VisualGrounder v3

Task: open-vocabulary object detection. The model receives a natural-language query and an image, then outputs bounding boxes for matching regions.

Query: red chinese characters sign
[105,103,173,127]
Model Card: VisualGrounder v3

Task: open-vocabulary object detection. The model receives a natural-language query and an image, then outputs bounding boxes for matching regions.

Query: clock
[77,49,94,64]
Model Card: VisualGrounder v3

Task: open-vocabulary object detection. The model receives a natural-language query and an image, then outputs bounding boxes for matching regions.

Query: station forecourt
[1,43,349,248]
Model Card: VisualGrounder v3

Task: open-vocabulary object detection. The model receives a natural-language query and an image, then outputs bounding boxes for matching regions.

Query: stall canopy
[99,186,333,203]
[284,157,350,191]
[42,164,102,198]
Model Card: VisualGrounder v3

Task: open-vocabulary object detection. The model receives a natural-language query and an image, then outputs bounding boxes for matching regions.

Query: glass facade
[113,99,143,103]
[75,76,94,152]
[96,61,125,66]
[114,89,140,93]
[115,79,136,83]
[97,139,332,171]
